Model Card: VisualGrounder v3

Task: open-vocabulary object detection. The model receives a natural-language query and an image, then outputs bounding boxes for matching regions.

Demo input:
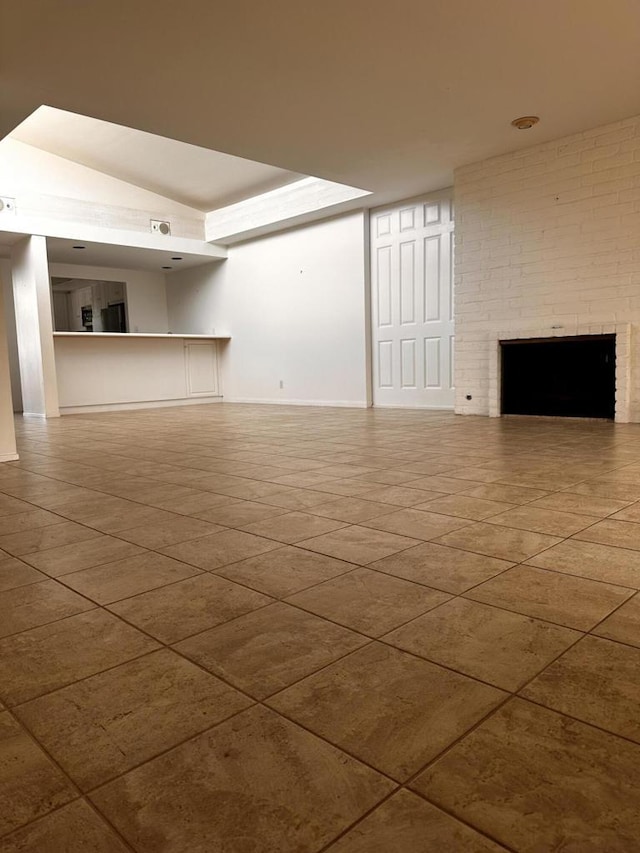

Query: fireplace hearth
[500,334,615,419]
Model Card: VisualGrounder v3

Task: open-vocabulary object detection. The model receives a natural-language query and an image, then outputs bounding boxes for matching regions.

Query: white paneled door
[371,195,454,408]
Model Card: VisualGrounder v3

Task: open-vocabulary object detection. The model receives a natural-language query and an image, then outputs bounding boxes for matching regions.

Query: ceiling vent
[150,219,171,235]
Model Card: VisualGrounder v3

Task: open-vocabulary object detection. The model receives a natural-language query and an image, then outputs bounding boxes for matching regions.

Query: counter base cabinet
[186,343,219,397]
[53,335,225,415]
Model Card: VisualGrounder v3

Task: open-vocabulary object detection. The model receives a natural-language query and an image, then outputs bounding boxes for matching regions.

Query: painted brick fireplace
[453,112,640,423]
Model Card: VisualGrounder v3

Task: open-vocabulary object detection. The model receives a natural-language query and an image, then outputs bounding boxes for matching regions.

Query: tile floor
[1,404,640,851]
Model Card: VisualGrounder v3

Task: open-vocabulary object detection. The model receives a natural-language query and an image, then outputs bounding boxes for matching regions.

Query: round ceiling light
[162,266,172,270]
[171,256,183,261]
[72,245,86,249]
[511,116,539,130]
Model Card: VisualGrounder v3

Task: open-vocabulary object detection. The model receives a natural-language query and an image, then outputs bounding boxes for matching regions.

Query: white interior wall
[0,262,19,457]
[0,139,204,239]
[49,263,170,333]
[11,236,59,417]
[454,113,640,420]
[166,212,371,406]
[0,260,22,412]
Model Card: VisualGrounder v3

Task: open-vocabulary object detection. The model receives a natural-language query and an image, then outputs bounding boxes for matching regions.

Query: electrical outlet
[279,380,284,389]
[0,196,16,214]
[150,219,171,235]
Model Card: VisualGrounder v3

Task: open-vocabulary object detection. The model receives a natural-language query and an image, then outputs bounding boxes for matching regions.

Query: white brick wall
[454,113,640,421]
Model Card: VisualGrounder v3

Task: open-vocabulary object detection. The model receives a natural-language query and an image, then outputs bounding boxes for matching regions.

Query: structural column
[11,236,59,417]
[0,267,18,461]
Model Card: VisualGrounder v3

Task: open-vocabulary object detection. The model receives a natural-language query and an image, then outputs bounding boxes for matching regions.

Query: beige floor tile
[254,488,339,510]
[360,508,470,541]
[412,698,640,853]
[11,405,640,848]
[298,525,421,564]
[0,495,34,517]
[486,505,594,537]
[0,510,65,536]
[194,499,288,526]
[309,497,396,523]
[16,649,251,790]
[286,567,450,636]
[156,491,241,516]
[60,551,202,605]
[269,643,505,781]
[566,480,640,501]
[21,535,146,577]
[0,609,159,706]
[398,461,459,476]
[175,602,367,699]
[352,485,437,507]
[354,470,424,485]
[218,481,298,501]
[593,592,640,646]
[414,495,513,521]
[460,484,549,504]
[310,465,378,480]
[109,573,271,643]
[405,476,473,494]
[0,712,77,837]
[326,789,506,852]
[609,501,640,522]
[467,564,633,630]
[118,484,203,509]
[435,522,561,562]
[0,557,47,592]
[370,542,513,593]
[310,478,385,497]
[571,518,640,550]
[522,635,640,742]
[0,800,130,853]
[115,515,225,548]
[270,471,342,488]
[55,498,176,534]
[215,546,354,597]
[241,511,348,543]
[528,538,640,587]
[445,467,506,484]
[0,579,94,638]
[0,521,101,557]
[385,597,579,691]
[526,491,632,517]
[90,705,393,853]
[161,528,281,570]
[494,473,584,491]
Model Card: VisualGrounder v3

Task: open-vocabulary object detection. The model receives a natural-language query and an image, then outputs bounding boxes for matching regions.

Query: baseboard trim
[224,397,369,408]
[0,452,19,462]
[59,396,223,415]
[372,403,455,410]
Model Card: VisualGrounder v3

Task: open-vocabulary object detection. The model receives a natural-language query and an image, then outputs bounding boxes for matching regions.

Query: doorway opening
[51,277,128,333]
[501,334,615,419]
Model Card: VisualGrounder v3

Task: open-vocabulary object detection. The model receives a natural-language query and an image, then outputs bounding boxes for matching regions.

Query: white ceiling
[11,107,303,212]
[0,234,222,272]
[2,1,640,207]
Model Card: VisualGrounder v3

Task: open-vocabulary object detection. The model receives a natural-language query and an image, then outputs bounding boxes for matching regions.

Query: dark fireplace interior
[501,334,615,419]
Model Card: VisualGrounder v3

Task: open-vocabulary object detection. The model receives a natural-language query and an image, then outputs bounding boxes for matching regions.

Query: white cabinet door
[371,194,454,408]
[185,343,219,396]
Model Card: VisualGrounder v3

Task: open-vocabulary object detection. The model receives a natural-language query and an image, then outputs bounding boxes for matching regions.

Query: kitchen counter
[53,332,228,413]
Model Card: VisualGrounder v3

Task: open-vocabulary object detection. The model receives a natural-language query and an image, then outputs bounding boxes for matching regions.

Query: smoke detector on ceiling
[0,196,16,213]
[511,116,540,130]
[150,219,171,235]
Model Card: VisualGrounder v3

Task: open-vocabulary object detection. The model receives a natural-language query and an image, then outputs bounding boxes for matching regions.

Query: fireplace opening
[501,334,615,419]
